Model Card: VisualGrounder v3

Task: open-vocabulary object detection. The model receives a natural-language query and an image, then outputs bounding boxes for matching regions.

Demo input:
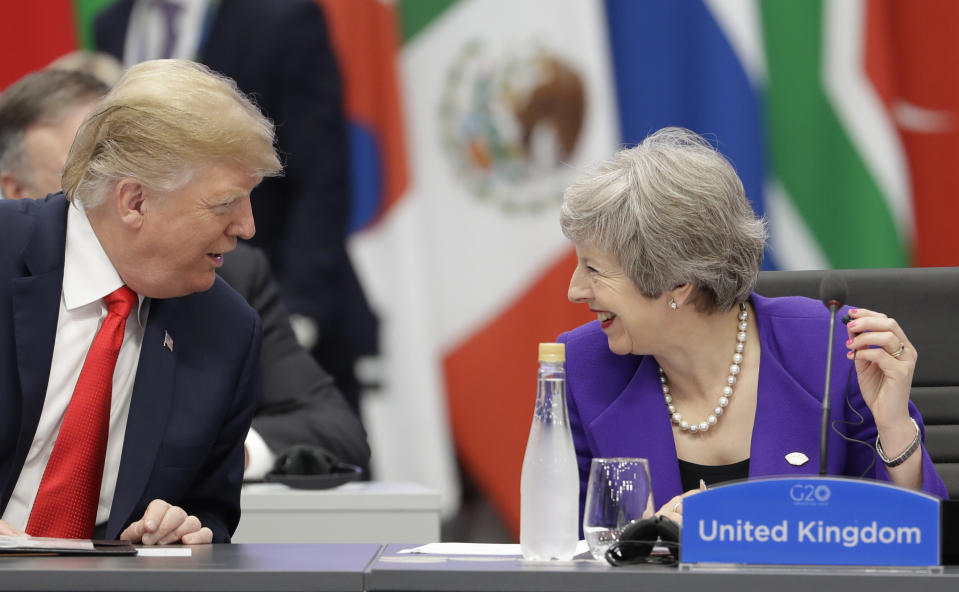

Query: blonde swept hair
[62,59,282,207]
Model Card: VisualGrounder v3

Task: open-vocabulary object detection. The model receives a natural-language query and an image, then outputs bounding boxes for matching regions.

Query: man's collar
[63,201,147,326]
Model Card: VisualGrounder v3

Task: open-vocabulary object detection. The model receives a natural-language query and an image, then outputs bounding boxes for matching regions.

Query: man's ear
[114,178,147,229]
[0,170,28,200]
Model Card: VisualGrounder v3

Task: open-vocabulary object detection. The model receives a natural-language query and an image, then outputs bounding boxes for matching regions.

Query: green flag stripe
[73,0,115,50]
[398,0,459,45]
[761,0,906,268]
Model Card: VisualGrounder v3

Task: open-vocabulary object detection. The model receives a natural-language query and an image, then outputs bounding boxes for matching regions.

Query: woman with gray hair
[559,127,945,527]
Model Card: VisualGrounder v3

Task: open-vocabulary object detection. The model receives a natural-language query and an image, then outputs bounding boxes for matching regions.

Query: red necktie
[26,286,137,539]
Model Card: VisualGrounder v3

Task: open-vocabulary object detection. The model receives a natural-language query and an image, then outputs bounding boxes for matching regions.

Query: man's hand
[119,499,212,545]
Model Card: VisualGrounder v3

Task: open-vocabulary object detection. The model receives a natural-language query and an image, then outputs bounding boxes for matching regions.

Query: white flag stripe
[764,179,830,271]
[704,0,768,87]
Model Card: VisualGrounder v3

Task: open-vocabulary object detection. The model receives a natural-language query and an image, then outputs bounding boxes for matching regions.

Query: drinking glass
[583,457,652,560]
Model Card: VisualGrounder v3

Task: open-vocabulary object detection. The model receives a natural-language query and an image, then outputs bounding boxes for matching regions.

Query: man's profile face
[116,160,259,299]
[15,102,96,199]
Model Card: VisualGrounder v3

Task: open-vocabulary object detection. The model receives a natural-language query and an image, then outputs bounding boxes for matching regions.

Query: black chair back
[755,267,959,499]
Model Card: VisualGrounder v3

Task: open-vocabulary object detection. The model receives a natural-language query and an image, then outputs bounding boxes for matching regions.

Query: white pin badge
[163,330,174,352]
[785,452,809,466]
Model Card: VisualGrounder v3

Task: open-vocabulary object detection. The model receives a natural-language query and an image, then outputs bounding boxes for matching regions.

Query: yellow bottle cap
[539,342,565,363]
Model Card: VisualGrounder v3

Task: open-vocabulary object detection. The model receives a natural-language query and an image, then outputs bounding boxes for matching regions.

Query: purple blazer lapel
[586,355,683,510]
[750,347,822,477]
[749,294,826,478]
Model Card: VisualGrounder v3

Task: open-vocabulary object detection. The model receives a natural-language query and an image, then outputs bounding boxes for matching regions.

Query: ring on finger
[673,502,682,514]
[890,342,905,358]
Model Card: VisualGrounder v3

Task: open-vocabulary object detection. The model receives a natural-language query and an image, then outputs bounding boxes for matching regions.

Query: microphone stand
[821,299,840,476]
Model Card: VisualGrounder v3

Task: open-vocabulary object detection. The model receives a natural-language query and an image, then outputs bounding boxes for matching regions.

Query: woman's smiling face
[567,242,667,356]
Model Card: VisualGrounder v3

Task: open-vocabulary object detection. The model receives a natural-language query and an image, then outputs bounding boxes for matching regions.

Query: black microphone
[818,272,848,476]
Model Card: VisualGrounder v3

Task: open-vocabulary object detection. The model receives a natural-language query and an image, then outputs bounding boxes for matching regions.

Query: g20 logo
[790,483,831,503]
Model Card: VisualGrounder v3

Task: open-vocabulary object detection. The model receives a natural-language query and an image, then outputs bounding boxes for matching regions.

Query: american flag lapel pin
[163,330,174,352]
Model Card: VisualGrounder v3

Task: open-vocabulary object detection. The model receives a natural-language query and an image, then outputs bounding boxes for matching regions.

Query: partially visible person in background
[47,50,125,87]
[0,69,107,200]
[221,242,371,479]
[0,62,370,480]
[95,0,379,416]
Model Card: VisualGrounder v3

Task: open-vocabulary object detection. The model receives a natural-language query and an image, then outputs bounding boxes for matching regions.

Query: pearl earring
[669,298,678,310]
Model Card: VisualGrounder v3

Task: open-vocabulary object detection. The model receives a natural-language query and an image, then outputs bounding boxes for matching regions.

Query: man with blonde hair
[0,59,282,544]
[0,60,370,489]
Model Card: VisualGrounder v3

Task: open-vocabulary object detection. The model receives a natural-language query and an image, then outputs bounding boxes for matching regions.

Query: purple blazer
[559,293,947,521]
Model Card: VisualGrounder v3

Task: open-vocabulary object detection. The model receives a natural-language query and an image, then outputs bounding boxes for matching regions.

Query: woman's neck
[654,302,753,405]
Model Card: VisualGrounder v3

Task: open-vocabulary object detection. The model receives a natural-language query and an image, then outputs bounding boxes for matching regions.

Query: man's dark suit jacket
[218,243,369,467]
[0,195,262,542]
[96,0,378,410]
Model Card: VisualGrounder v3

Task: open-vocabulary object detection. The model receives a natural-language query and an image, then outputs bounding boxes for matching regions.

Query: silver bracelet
[875,418,921,467]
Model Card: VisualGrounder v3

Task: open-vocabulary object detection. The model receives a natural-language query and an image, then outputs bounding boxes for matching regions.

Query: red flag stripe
[443,248,593,538]
[864,0,959,267]
[0,0,78,90]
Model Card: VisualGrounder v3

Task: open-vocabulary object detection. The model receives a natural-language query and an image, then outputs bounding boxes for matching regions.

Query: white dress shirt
[243,428,275,481]
[2,202,147,530]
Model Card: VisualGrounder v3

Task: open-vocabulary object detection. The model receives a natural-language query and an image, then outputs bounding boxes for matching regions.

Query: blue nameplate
[682,477,940,566]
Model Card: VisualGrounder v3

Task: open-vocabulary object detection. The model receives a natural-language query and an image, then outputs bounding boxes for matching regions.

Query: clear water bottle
[520,342,579,560]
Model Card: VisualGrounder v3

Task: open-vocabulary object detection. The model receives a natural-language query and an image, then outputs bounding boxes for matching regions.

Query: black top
[678,458,750,492]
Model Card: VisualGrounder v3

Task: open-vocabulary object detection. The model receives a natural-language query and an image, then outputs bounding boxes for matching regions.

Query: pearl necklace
[659,302,748,434]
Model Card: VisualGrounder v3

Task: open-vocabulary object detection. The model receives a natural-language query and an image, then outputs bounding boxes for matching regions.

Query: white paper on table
[136,547,193,557]
[398,543,521,556]
[398,540,591,557]
[0,535,94,551]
